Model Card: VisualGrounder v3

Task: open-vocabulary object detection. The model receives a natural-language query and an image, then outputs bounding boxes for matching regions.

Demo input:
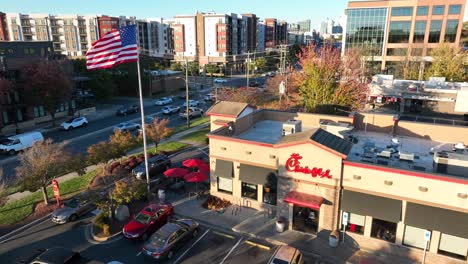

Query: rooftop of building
[209,104,468,180]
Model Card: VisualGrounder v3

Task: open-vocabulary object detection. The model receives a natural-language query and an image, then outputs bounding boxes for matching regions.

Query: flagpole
[136,45,151,200]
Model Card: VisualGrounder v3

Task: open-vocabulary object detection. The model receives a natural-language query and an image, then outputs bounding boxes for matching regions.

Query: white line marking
[136,251,142,257]
[173,228,210,264]
[220,238,243,264]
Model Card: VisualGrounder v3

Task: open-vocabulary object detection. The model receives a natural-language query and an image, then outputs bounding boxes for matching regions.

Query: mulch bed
[93,199,150,238]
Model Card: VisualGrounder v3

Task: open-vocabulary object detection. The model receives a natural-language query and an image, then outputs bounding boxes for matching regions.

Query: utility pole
[185,58,189,128]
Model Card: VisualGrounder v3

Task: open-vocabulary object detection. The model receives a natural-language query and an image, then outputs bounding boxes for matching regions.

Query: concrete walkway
[172,197,465,264]
[4,122,209,204]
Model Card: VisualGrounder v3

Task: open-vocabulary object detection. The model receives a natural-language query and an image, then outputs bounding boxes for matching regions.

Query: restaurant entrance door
[292,205,319,234]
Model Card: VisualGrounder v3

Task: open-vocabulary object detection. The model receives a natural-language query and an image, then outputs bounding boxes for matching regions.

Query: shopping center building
[206,101,468,262]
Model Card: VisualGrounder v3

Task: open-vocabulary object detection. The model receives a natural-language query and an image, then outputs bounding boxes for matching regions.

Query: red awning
[284,191,324,210]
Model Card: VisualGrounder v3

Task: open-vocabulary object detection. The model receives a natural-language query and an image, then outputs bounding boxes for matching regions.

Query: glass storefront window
[413,21,426,43]
[432,5,445,15]
[344,212,365,235]
[444,20,459,43]
[403,225,430,249]
[293,205,319,234]
[448,5,462,15]
[217,177,232,194]
[438,233,468,260]
[371,218,397,243]
[388,21,411,43]
[416,6,428,16]
[428,20,442,43]
[241,182,257,200]
[263,186,277,205]
[391,7,413,16]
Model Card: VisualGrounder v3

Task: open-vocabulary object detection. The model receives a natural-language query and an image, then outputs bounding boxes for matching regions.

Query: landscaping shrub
[94,211,109,229]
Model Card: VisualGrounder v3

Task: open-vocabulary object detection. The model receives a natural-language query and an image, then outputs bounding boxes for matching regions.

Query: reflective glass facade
[345,8,387,56]
[429,20,442,43]
[444,20,459,42]
[388,21,411,43]
[416,6,429,16]
[448,5,462,14]
[432,5,445,15]
[391,7,413,16]
[413,21,426,43]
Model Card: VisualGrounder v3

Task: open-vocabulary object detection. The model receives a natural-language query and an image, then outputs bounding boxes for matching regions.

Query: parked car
[132,154,171,180]
[179,107,204,119]
[268,245,304,264]
[249,80,259,87]
[25,247,81,264]
[113,122,140,133]
[142,219,200,260]
[162,105,180,114]
[60,117,88,131]
[0,131,44,155]
[203,93,216,102]
[116,105,139,116]
[122,204,174,241]
[154,97,173,106]
[178,91,194,99]
[182,100,199,107]
[51,197,95,224]
[214,78,227,83]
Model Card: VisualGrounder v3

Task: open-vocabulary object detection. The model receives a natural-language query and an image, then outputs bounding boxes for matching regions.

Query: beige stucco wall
[343,162,468,213]
[397,121,468,143]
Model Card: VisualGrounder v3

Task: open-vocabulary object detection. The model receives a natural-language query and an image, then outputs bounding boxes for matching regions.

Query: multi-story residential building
[343,0,466,71]
[137,18,173,59]
[96,15,119,36]
[0,12,9,40]
[264,18,277,49]
[4,13,99,57]
[167,14,197,62]
[256,21,265,52]
[242,14,258,52]
[206,101,468,263]
[297,19,311,33]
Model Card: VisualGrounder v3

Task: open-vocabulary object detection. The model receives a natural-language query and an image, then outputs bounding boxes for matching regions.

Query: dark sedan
[132,154,171,180]
[142,219,200,260]
[116,105,139,116]
[25,247,81,264]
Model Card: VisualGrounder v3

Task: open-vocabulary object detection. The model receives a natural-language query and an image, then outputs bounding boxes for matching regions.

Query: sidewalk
[172,197,465,264]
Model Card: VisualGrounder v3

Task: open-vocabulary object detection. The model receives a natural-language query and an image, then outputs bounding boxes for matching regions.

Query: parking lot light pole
[176,62,190,128]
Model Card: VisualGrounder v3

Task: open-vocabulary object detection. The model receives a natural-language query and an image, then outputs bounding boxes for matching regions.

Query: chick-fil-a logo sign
[285,153,332,179]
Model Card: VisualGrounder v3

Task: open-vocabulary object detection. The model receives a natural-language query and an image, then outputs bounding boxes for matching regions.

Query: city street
[0,91,214,181]
[0,212,325,264]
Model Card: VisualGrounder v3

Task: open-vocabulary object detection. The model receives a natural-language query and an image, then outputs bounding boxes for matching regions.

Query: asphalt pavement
[0,91,214,182]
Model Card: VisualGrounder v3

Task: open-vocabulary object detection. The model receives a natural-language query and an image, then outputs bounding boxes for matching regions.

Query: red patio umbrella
[163,168,190,178]
[182,159,206,168]
[198,163,210,173]
[184,171,209,182]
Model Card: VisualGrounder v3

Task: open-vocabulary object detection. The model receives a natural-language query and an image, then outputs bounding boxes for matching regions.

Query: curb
[0,213,52,244]
[89,222,122,242]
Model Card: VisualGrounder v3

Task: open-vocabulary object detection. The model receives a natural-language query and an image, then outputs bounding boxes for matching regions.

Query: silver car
[51,198,94,224]
[113,122,141,133]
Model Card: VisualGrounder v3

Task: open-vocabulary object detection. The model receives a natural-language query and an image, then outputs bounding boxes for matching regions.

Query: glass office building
[345,8,387,56]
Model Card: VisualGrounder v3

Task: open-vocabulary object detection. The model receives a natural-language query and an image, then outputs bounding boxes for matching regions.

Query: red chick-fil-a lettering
[285,153,332,179]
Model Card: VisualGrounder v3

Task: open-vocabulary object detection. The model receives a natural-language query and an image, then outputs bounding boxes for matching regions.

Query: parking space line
[245,240,271,250]
[212,230,235,240]
[136,251,142,257]
[220,238,243,264]
[173,228,210,264]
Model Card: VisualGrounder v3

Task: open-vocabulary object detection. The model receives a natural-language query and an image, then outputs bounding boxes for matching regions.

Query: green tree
[170,62,183,71]
[16,139,79,205]
[286,44,301,65]
[205,64,218,75]
[87,130,139,165]
[461,21,468,46]
[187,61,199,76]
[253,57,267,72]
[425,43,467,82]
[89,70,117,99]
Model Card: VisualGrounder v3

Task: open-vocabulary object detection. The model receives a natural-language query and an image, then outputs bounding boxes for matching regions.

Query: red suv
[122,204,174,241]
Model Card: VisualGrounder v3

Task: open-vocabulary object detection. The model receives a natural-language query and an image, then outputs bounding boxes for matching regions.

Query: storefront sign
[285,153,332,179]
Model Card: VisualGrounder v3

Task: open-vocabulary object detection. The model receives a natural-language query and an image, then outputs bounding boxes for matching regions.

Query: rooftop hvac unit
[282,119,302,136]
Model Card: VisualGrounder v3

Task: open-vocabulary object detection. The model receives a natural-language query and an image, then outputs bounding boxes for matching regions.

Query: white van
[0,131,44,155]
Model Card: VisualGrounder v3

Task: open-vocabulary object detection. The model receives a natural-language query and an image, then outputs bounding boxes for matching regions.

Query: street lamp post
[185,58,189,128]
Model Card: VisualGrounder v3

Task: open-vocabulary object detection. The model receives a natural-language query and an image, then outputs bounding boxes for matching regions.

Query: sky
[1,0,350,30]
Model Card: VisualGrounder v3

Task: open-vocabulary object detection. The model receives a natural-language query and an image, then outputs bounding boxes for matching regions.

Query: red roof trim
[343,161,468,185]
[284,191,324,210]
[206,113,237,118]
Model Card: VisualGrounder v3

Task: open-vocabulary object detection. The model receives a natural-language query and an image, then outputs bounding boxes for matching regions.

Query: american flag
[86,25,138,70]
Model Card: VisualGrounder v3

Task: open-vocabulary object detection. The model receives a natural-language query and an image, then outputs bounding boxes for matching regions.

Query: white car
[204,93,216,102]
[0,131,44,155]
[113,122,140,133]
[182,100,199,107]
[60,117,88,131]
[214,78,227,83]
[154,97,173,106]
[179,107,204,119]
[162,105,180,114]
